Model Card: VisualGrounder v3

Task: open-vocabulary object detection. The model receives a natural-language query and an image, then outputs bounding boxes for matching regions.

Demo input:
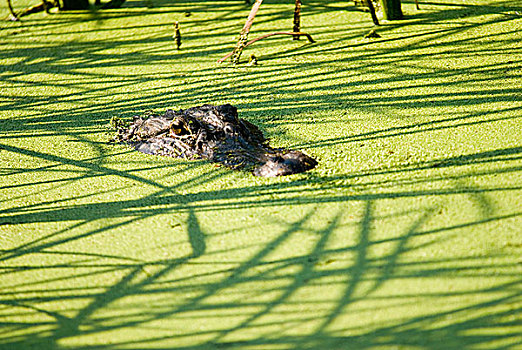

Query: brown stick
[18,2,46,17]
[293,0,301,40]
[218,31,314,63]
[173,21,181,49]
[365,0,379,25]
[230,0,264,64]
[6,0,19,20]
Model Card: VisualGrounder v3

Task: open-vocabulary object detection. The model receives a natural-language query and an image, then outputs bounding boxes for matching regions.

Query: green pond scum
[0,1,521,349]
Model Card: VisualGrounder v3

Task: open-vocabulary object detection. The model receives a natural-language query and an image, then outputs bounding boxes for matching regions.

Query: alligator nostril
[223,124,234,135]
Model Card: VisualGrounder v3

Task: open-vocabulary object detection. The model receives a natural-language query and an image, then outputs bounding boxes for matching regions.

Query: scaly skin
[113,104,317,177]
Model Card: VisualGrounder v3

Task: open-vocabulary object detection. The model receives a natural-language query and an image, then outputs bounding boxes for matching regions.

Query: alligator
[112,104,317,177]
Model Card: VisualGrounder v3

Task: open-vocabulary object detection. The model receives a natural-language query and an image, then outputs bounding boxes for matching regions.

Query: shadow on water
[0,196,520,349]
[0,1,520,151]
[0,137,520,348]
[0,0,521,349]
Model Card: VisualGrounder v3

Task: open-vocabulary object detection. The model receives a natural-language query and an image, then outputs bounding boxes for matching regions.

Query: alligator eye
[170,117,185,134]
[170,122,188,136]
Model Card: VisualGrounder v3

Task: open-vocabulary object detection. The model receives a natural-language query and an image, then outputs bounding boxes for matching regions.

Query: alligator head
[112,104,317,177]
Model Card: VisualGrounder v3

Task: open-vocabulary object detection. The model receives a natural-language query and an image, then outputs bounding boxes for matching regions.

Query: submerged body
[113,104,317,177]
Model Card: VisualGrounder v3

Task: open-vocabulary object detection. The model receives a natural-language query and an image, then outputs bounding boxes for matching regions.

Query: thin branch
[18,2,46,17]
[230,0,264,64]
[365,0,380,26]
[218,31,315,64]
[6,0,19,20]
[293,0,301,40]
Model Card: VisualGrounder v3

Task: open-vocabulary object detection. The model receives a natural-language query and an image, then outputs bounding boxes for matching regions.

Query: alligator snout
[253,151,318,177]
